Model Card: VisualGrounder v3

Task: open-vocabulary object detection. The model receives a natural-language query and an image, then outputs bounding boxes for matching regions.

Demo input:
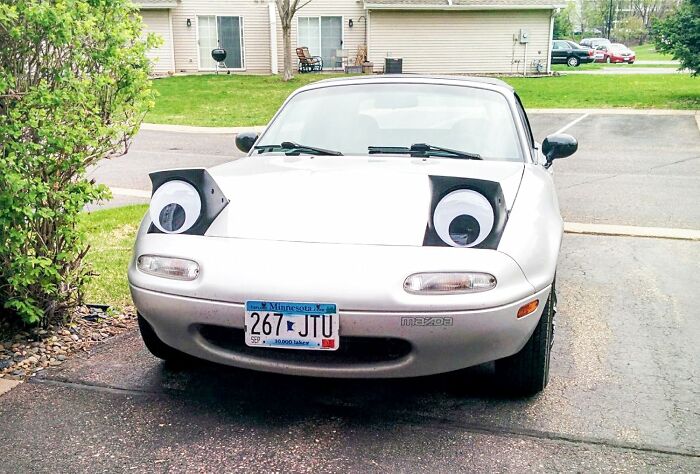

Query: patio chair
[296,47,323,73]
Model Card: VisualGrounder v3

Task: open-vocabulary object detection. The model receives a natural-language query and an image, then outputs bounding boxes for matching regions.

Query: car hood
[205,155,524,246]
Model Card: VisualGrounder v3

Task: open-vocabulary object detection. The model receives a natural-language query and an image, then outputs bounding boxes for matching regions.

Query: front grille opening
[198,325,412,365]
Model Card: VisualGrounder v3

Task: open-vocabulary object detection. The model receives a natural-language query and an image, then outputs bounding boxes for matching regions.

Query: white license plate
[244,301,339,351]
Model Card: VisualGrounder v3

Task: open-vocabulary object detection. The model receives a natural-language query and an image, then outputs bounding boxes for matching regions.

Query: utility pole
[607,0,613,39]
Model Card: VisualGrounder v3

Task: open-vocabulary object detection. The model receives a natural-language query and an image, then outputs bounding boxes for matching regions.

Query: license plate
[244,301,339,351]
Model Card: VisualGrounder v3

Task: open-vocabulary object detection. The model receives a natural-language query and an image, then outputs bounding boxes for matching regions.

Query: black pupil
[159,203,186,232]
[449,215,480,246]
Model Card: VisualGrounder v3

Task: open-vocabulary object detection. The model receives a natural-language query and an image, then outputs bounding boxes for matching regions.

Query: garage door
[368,10,551,74]
[140,9,174,74]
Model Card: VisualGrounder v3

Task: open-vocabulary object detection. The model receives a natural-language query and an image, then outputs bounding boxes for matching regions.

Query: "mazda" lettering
[401,317,454,327]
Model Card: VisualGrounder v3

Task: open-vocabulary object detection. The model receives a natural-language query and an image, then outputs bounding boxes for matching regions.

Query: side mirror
[542,133,577,168]
[235,132,259,153]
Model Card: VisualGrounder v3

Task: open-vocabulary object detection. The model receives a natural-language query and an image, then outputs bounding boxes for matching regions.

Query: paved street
[1,111,699,472]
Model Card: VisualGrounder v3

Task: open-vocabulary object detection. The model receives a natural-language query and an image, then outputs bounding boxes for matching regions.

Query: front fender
[497,164,562,291]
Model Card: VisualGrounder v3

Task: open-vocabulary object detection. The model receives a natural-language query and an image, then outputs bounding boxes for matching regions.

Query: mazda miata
[129,76,577,395]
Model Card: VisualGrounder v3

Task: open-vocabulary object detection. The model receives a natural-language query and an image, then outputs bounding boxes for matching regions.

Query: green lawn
[507,74,699,109]
[634,43,675,61]
[551,62,674,71]
[148,73,699,127]
[81,205,147,309]
[148,73,348,127]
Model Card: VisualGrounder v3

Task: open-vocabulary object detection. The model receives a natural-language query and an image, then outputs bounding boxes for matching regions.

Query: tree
[0,0,157,325]
[553,5,574,39]
[276,0,313,81]
[614,16,646,43]
[654,0,700,75]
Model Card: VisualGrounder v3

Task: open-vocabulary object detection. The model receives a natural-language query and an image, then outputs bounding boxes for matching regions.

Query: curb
[528,108,698,116]
[141,109,698,134]
[564,222,700,241]
[0,379,21,397]
[141,123,265,135]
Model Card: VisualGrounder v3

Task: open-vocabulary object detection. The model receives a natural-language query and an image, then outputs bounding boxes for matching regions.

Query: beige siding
[169,1,271,73]
[275,1,368,72]
[368,10,552,74]
[141,9,174,74]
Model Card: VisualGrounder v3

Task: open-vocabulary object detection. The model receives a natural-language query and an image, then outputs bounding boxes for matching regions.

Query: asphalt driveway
[1,111,699,472]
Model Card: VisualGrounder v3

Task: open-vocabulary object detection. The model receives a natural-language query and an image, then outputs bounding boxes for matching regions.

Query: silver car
[129,76,577,395]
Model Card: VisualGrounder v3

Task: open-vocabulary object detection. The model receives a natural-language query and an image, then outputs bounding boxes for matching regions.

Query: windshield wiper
[368,143,481,160]
[254,141,343,156]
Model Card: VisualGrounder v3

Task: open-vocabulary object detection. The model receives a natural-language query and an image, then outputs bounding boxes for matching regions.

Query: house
[137,0,563,76]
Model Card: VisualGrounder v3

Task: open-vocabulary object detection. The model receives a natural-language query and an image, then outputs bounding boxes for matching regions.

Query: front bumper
[132,284,549,378]
[129,229,552,378]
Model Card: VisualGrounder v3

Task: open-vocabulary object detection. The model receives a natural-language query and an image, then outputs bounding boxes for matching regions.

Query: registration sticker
[244,301,339,351]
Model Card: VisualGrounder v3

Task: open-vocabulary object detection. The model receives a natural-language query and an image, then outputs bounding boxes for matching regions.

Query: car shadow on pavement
[143,356,524,427]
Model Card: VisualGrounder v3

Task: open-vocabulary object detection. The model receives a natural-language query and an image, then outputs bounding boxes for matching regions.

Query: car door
[551,41,567,64]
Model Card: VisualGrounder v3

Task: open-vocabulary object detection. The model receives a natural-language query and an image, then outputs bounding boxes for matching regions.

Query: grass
[634,43,674,61]
[505,74,699,109]
[148,73,700,127]
[81,205,147,310]
[551,62,675,71]
[148,73,348,127]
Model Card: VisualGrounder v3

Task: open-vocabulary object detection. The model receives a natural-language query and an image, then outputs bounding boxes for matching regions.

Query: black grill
[198,325,411,365]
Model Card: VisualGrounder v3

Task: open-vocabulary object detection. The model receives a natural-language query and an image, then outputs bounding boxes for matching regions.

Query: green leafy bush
[654,0,700,75]
[0,0,158,325]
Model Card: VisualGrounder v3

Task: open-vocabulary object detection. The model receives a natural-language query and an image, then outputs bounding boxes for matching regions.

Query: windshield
[258,83,523,162]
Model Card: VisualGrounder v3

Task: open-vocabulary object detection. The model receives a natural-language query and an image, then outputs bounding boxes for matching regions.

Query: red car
[595,43,636,64]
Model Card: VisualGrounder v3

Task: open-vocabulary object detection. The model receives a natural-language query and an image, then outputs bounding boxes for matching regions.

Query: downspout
[269,2,278,74]
[547,9,555,74]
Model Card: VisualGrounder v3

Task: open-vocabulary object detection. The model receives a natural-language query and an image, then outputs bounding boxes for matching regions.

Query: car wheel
[606,56,611,63]
[138,313,187,361]
[496,281,556,396]
[628,61,634,64]
[567,56,580,67]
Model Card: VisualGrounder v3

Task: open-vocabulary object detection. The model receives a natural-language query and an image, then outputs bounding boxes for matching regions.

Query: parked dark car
[551,40,595,67]
[580,38,612,50]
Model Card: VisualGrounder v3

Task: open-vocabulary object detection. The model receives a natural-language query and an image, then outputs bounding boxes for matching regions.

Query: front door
[198,15,244,70]
[298,16,343,69]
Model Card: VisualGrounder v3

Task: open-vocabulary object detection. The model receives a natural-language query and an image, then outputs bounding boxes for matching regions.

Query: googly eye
[149,180,202,234]
[433,190,494,248]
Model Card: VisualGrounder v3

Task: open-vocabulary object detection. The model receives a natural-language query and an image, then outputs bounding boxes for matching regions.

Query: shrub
[654,0,700,75]
[0,0,158,326]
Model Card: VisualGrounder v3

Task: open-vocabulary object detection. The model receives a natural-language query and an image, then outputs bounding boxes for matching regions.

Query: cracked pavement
[1,111,699,472]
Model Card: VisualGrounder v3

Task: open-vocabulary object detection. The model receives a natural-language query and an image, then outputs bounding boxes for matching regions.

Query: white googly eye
[149,180,202,234]
[433,190,494,248]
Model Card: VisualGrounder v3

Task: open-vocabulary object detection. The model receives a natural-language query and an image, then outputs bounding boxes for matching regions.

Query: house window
[297,16,342,69]
[198,15,244,70]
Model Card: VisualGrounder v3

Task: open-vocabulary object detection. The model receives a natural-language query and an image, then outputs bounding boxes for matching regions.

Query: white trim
[296,15,345,71]
[364,4,565,10]
[195,14,247,72]
[269,3,278,74]
[138,2,177,9]
[168,8,175,73]
[547,10,554,74]
[366,10,371,67]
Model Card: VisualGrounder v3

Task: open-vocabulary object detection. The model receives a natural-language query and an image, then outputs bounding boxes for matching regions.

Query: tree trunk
[282,21,293,81]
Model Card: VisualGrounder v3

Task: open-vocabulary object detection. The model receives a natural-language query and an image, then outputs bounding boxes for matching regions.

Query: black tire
[496,281,556,396]
[606,56,611,63]
[628,61,634,65]
[138,313,186,361]
[567,56,580,67]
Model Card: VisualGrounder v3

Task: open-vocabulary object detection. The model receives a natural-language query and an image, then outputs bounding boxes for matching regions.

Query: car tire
[628,61,634,64]
[138,313,187,362]
[567,56,580,67]
[495,281,556,396]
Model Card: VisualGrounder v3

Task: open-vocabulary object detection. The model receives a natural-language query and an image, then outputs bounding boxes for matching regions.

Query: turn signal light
[137,255,200,281]
[403,272,496,294]
[517,299,539,318]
